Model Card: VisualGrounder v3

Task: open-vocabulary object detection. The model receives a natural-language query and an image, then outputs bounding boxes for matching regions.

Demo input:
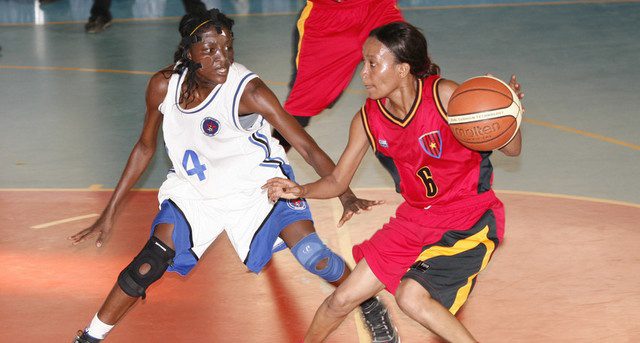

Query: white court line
[30,213,99,229]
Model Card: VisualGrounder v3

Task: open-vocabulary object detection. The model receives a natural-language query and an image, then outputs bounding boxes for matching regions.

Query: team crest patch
[419,131,442,159]
[286,198,307,211]
[201,117,220,137]
[378,139,389,148]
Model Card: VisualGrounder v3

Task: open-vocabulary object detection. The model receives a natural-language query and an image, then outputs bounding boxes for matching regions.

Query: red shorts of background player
[284,0,403,117]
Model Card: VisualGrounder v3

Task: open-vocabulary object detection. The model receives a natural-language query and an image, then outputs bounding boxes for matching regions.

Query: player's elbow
[297,142,323,165]
[134,139,157,157]
[334,181,350,197]
[499,131,522,156]
[502,147,521,157]
[499,141,521,156]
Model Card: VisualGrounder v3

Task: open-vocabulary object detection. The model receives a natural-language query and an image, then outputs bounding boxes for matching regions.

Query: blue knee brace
[291,233,346,283]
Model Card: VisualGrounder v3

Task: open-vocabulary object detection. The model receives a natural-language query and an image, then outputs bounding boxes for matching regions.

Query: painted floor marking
[2,65,637,149]
[524,118,640,151]
[1,0,638,27]
[331,198,371,343]
[30,213,99,229]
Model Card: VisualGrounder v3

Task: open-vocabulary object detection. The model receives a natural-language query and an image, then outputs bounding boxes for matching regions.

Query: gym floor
[1,0,638,342]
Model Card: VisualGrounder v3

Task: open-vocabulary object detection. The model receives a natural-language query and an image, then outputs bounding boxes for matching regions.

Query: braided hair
[173,8,235,105]
[369,22,440,79]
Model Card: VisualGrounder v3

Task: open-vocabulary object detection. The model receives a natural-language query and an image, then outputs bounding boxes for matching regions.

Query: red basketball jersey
[361,75,495,209]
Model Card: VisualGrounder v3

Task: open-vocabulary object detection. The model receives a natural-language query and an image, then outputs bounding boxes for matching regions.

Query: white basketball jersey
[158,63,289,202]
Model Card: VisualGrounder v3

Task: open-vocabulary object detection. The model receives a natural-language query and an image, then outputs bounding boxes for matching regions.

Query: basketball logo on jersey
[419,131,442,159]
[378,139,389,148]
[201,117,220,137]
[286,198,307,211]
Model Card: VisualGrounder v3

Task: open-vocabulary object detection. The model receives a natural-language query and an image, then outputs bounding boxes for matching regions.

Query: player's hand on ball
[68,214,114,248]
[508,74,524,102]
[263,177,305,202]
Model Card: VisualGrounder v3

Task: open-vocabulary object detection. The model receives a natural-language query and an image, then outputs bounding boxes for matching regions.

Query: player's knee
[395,289,419,316]
[395,279,432,316]
[117,236,175,299]
[324,291,354,316]
[291,233,345,283]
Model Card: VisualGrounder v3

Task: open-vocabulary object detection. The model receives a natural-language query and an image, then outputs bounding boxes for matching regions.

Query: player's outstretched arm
[240,78,339,178]
[68,70,170,247]
[242,79,383,225]
[263,112,381,223]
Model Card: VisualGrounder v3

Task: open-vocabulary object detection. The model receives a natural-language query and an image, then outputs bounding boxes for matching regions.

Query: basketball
[447,75,522,151]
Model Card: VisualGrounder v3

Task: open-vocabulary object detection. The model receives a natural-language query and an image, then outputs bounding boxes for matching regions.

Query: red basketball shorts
[353,191,505,314]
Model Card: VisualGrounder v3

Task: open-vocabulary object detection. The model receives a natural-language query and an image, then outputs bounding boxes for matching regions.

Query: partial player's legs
[284,0,402,118]
[305,259,386,343]
[280,221,398,342]
[85,0,112,33]
[182,0,206,15]
[392,208,502,342]
[395,279,477,343]
[74,223,176,342]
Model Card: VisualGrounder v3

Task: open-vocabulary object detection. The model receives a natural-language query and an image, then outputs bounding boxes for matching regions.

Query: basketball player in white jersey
[70,8,398,343]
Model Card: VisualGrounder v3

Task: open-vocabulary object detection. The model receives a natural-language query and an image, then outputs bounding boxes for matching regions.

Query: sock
[85,313,114,339]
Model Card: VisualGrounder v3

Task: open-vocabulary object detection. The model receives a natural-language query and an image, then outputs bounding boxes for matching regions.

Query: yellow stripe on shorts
[415,225,495,314]
[295,1,314,67]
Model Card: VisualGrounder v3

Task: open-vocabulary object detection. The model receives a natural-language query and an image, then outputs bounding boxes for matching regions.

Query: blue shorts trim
[151,164,311,275]
[244,164,313,273]
[150,199,198,276]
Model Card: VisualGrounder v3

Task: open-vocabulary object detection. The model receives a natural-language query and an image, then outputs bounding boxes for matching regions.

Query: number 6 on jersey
[416,166,438,198]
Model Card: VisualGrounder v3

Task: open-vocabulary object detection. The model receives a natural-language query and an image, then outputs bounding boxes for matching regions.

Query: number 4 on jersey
[182,150,207,181]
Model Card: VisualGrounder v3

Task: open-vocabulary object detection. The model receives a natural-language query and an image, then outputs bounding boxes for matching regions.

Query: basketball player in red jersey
[264,21,523,342]
[272,0,406,193]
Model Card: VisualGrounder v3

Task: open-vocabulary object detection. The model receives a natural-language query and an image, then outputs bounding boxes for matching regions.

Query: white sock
[85,313,114,339]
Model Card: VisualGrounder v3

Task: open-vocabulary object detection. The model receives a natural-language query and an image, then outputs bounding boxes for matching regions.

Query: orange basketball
[447,75,522,151]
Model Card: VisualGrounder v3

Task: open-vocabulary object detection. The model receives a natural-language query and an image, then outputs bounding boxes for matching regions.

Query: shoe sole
[86,21,112,34]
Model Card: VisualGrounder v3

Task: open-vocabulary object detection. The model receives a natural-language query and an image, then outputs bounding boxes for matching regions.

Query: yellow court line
[330,199,370,343]
[496,189,640,209]
[0,65,154,75]
[331,199,357,269]
[317,187,640,208]
[523,117,640,151]
[1,0,638,27]
[0,64,293,87]
[0,187,157,192]
[1,64,634,148]
[1,187,638,208]
[0,11,306,27]
[0,17,179,27]
[402,0,640,11]
[30,213,99,229]
[0,11,302,27]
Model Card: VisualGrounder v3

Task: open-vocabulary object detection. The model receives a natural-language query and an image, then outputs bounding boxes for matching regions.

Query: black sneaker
[84,16,112,33]
[72,330,102,343]
[360,297,400,343]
